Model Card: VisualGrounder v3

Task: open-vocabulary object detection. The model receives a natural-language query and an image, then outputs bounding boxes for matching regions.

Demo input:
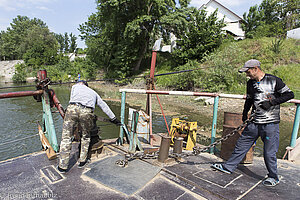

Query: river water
[0,83,172,161]
[0,83,295,161]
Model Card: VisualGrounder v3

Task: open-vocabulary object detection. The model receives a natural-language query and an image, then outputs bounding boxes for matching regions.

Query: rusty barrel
[220,112,254,164]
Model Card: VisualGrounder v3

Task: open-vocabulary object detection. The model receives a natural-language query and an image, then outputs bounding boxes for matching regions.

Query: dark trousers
[223,122,280,181]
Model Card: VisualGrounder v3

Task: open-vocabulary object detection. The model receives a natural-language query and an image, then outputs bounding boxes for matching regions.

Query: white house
[287,27,300,39]
[65,53,87,62]
[200,0,245,40]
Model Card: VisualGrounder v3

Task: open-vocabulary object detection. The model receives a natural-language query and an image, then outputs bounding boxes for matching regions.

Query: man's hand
[110,117,122,126]
[260,101,272,110]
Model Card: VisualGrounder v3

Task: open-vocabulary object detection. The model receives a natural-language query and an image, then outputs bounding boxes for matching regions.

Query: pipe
[49,89,65,119]
[210,96,219,154]
[290,104,300,148]
[119,91,126,145]
[173,137,183,154]
[119,89,300,104]
[120,89,217,97]
[0,90,43,99]
[149,94,153,145]
[158,135,171,163]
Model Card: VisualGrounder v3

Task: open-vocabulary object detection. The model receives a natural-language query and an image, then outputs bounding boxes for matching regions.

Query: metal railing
[119,89,300,153]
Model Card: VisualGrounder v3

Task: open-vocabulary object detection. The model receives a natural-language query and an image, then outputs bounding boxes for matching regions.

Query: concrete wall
[0,60,24,82]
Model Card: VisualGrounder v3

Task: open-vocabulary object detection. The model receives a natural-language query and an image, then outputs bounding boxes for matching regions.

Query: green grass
[155,37,300,98]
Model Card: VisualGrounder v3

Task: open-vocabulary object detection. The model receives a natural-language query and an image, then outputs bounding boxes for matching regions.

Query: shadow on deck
[0,140,300,200]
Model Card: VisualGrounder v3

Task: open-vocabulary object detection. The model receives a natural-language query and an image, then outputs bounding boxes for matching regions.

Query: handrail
[119,88,300,154]
[0,90,43,99]
[119,89,300,104]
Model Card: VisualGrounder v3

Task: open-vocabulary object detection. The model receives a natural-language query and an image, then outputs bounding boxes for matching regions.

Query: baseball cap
[238,59,261,73]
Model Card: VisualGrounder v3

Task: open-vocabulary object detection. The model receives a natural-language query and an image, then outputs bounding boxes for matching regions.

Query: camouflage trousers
[58,104,94,170]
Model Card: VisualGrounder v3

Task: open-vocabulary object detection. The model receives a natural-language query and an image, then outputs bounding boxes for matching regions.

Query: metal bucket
[220,112,254,164]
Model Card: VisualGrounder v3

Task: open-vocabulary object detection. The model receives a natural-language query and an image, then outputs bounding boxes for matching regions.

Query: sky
[0,0,262,49]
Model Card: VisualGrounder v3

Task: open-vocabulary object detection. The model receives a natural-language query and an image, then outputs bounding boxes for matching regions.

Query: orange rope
[153,85,170,135]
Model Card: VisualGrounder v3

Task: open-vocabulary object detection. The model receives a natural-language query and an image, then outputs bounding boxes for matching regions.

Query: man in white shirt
[58,80,121,173]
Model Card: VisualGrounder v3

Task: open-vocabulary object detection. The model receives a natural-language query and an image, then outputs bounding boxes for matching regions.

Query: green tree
[0,16,47,60]
[277,0,300,30]
[22,26,58,67]
[260,0,279,24]
[243,0,299,38]
[79,0,191,78]
[64,32,69,53]
[172,9,225,65]
[242,5,264,38]
[55,33,65,53]
[69,33,77,53]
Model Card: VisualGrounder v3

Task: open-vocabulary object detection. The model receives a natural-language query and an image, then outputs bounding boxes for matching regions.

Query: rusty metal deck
[0,143,300,200]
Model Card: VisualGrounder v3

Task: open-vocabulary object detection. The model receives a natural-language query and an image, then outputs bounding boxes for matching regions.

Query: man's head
[239,59,263,80]
[77,80,88,87]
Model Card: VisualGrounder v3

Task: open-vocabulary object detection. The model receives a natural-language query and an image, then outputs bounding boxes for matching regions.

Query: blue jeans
[223,122,280,181]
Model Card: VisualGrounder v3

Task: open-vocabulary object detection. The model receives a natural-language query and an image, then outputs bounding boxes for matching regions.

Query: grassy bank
[154,37,300,99]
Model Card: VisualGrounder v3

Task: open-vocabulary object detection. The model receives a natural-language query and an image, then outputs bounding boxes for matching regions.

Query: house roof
[200,0,243,21]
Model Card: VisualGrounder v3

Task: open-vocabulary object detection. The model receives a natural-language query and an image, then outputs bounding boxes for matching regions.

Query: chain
[192,113,255,155]
[115,113,255,167]
[115,151,159,167]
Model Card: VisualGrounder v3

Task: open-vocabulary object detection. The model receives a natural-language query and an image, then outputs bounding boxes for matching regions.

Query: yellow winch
[170,118,197,151]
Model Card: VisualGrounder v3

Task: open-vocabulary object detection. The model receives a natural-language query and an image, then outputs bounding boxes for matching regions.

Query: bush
[40,57,98,82]
[156,60,200,90]
[12,63,27,83]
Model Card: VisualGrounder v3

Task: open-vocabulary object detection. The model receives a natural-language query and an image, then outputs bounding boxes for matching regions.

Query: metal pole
[149,94,153,145]
[158,135,171,163]
[119,91,126,145]
[290,104,300,148]
[0,90,43,99]
[173,137,183,154]
[210,96,219,154]
[146,51,157,113]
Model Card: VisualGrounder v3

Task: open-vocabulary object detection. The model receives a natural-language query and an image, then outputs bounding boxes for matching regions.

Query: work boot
[78,159,90,168]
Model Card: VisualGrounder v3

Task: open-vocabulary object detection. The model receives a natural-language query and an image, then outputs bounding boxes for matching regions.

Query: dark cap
[238,59,261,73]
[77,80,88,87]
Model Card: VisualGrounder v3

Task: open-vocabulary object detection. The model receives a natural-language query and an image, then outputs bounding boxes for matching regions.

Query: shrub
[12,63,27,83]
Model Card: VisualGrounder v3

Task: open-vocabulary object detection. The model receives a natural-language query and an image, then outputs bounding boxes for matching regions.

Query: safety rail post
[119,91,126,145]
[38,70,59,152]
[210,96,219,154]
[290,103,300,148]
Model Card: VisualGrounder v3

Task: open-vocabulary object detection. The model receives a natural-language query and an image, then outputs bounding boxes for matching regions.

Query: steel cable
[0,65,214,90]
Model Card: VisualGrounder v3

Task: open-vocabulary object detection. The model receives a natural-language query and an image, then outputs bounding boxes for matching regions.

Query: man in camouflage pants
[58,80,121,173]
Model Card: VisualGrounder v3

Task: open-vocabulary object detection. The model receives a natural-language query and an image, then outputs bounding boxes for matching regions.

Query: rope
[0,66,213,90]
[153,85,170,135]
[0,134,39,147]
